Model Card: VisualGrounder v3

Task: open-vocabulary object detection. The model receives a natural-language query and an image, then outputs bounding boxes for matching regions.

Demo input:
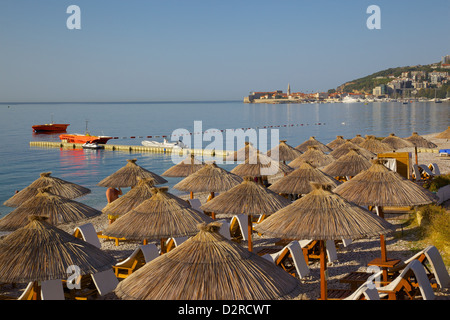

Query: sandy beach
[1,132,449,300]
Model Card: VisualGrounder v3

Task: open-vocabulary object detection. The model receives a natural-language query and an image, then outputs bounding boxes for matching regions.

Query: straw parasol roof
[381,133,414,149]
[435,126,450,139]
[102,187,213,241]
[200,177,291,218]
[161,154,205,177]
[326,135,347,150]
[3,172,90,207]
[359,135,393,153]
[226,141,260,162]
[333,160,437,207]
[289,146,335,168]
[173,162,242,194]
[101,177,156,218]
[350,134,365,145]
[97,159,167,188]
[266,140,302,162]
[200,176,291,251]
[321,149,372,178]
[295,136,332,153]
[329,141,376,160]
[0,216,116,283]
[255,183,394,240]
[115,222,304,300]
[0,187,102,231]
[230,153,294,177]
[269,161,340,195]
[404,132,438,148]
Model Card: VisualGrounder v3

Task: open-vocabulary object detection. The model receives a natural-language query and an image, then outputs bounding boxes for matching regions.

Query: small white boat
[342,96,359,103]
[141,138,186,149]
[82,141,104,149]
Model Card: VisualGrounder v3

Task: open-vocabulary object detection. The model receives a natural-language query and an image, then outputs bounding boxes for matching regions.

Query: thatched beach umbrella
[97,159,167,188]
[404,132,438,148]
[381,133,414,150]
[161,154,205,177]
[329,141,376,160]
[3,172,90,207]
[333,160,436,266]
[269,161,340,196]
[266,140,302,163]
[101,177,156,219]
[0,187,101,231]
[254,183,394,300]
[200,177,291,252]
[173,162,242,201]
[350,134,365,145]
[230,153,294,178]
[289,146,335,169]
[226,141,260,162]
[326,135,346,150]
[103,187,213,252]
[321,149,372,179]
[0,216,115,292]
[359,135,393,154]
[295,136,332,153]
[115,222,304,300]
[435,126,450,139]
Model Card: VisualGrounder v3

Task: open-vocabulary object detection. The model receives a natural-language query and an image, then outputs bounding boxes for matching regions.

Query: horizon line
[0,99,243,105]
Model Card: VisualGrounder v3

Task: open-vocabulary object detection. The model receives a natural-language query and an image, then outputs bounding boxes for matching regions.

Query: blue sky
[0,0,449,102]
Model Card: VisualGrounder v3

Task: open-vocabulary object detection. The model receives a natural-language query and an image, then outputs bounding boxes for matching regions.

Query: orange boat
[32,123,70,133]
[59,133,112,144]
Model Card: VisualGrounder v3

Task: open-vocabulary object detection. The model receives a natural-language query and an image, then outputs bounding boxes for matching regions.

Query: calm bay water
[0,100,448,218]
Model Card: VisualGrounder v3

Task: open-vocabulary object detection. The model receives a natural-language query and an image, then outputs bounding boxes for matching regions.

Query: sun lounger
[216,219,231,239]
[376,260,435,300]
[165,236,189,252]
[428,163,440,175]
[113,244,159,278]
[412,164,422,181]
[91,269,119,296]
[262,241,310,279]
[230,214,249,241]
[423,246,450,289]
[73,223,102,248]
[418,164,435,178]
[0,282,35,300]
[343,271,382,300]
[188,199,203,213]
[40,279,65,300]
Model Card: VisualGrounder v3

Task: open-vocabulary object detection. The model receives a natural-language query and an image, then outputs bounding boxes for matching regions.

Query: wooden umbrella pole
[190,191,194,199]
[375,206,388,262]
[247,214,253,252]
[319,240,328,300]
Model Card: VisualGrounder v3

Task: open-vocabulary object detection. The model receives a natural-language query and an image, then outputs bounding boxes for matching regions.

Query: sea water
[0,100,448,217]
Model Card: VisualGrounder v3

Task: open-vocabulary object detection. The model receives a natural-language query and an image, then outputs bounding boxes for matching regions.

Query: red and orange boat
[32,123,70,133]
[59,133,112,144]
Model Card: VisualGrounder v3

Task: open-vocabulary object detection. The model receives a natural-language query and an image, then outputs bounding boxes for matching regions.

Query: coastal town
[245,56,450,104]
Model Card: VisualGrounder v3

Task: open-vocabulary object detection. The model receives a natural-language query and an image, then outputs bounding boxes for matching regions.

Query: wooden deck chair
[341,239,352,247]
[91,269,119,296]
[423,245,450,289]
[343,271,382,300]
[298,240,338,264]
[73,223,102,248]
[113,244,159,278]
[229,214,248,241]
[0,282,35,300]
[428,163,440,175]
[412,164,422,181]
[263,241,310,279]
[40,279,65,300]
[419,164,435,179]
[165,236,189,252]
[326,240,338,262]
[376,260,435,300]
